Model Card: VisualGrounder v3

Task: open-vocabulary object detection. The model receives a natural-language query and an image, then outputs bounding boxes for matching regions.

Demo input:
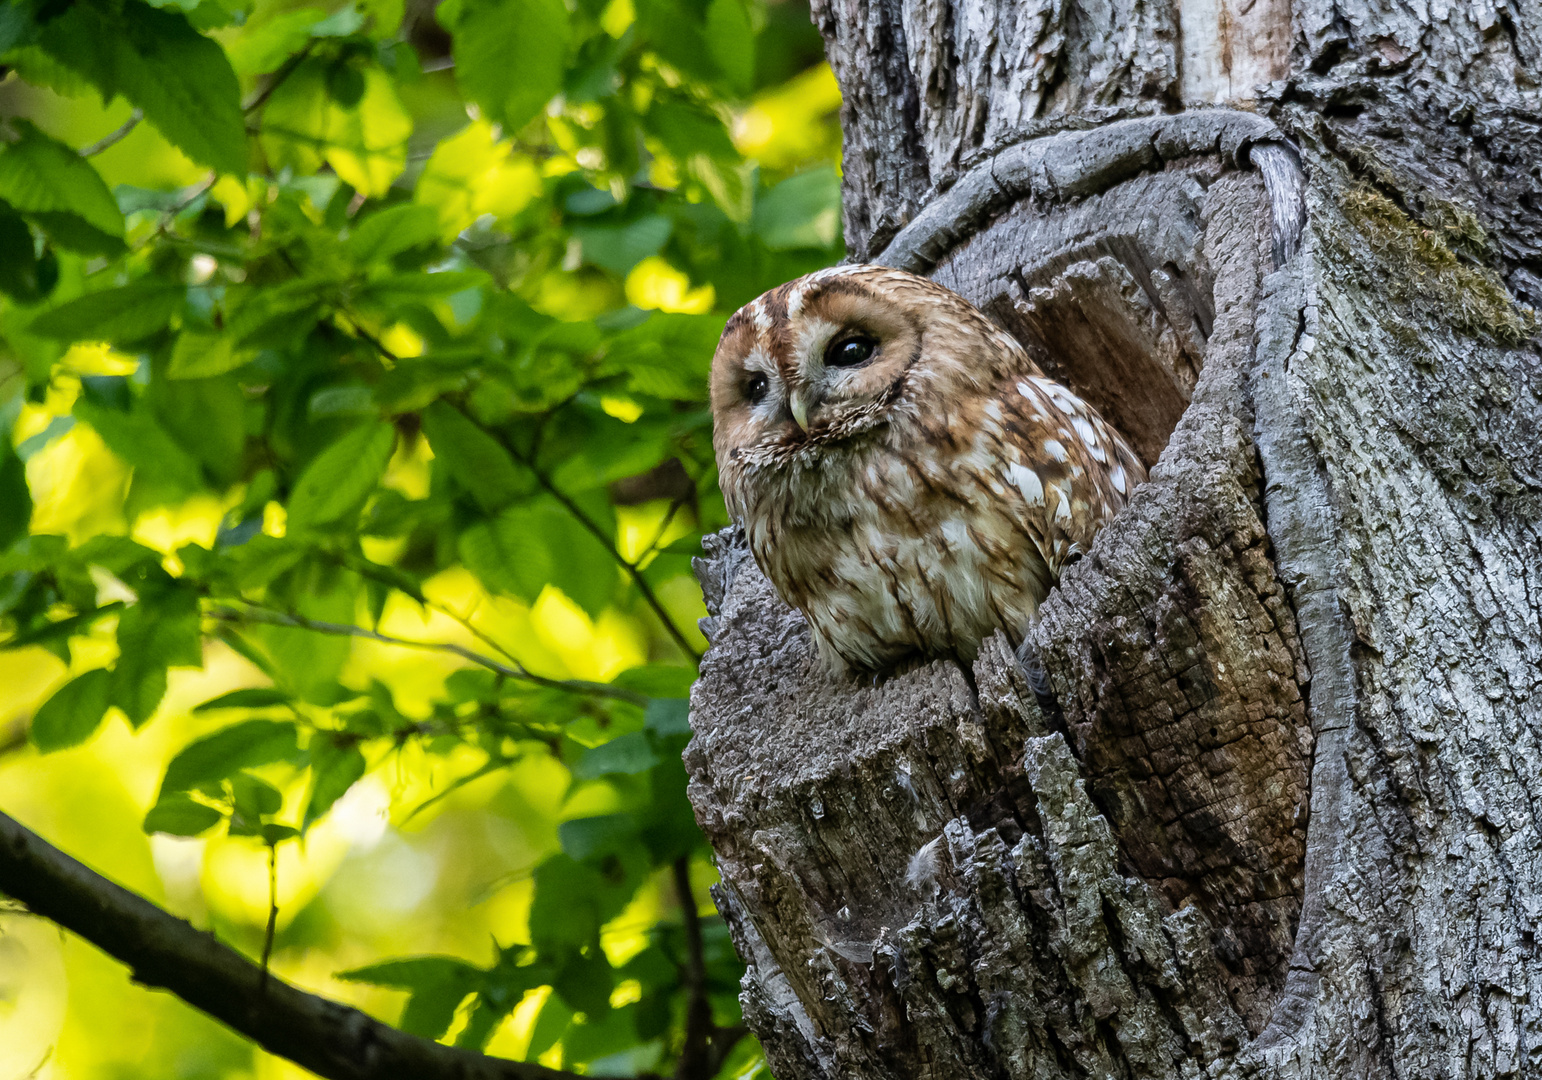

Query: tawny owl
[709,264,1147,675]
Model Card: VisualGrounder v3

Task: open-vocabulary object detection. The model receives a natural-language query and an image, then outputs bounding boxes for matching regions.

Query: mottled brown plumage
[710,265,1146,674]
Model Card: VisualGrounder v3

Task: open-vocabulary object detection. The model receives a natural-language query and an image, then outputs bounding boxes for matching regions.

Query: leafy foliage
[0,0,840,1071]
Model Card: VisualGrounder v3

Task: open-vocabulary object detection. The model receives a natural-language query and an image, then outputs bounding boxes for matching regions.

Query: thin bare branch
[670,857,743,1079]
[208,605,647,705]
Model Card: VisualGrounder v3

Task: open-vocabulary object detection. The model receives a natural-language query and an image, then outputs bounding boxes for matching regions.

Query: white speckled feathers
[709,265,1146,674]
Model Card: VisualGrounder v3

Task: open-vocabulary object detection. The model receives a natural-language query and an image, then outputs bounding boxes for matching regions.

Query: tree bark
[685,4,1542,1078]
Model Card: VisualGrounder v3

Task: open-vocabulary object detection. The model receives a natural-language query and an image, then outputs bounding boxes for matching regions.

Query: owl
[709,264,1147,675]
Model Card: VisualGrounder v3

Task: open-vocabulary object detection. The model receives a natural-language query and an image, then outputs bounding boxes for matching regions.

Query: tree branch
[209,605,646,705]
[0,810,604,1080]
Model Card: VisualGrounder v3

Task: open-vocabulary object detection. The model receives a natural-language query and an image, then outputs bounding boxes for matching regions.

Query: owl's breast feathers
[743,372,1146,674]
[711,265,1146,675]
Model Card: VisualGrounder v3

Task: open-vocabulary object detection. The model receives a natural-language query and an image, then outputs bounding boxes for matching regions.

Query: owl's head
[710,266,1022,516]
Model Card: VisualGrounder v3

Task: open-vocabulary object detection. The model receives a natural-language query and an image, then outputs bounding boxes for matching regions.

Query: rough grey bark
[686,2,1542,1078]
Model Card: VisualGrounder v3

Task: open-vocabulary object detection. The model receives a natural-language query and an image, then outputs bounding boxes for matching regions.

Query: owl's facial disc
[784,292,919,440]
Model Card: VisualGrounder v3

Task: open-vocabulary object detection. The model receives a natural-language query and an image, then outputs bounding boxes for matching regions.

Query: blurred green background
[0,0,842,1074]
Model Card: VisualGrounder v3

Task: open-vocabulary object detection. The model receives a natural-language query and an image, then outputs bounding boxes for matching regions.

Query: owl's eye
[744,372,769,405]
[826,334,878,368]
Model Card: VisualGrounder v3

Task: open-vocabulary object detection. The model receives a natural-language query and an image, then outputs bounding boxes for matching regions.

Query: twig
[0,810,603,1080]
[131,175,218,254]
[260,842,278,991]
[80,110,143,157]
[208,605,646,705]
[243,42,317,115]
[671,858,714,1080]
[635,493,692,567]
[338,310,400,364]
[458,406,703,662]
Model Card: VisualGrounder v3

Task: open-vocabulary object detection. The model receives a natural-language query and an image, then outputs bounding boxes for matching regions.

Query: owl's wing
[995,375,1146,574]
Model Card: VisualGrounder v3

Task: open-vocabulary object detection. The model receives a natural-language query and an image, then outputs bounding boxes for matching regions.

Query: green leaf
[558,814,638,862]
[705,0,755,93]
[2,604,124,653]
[0,207,58,304]
[610,665,695,699]
[422,402,525,512]
[573,215,671,275]
[286,422,395,532]
[551,949,614,1017]
[754,166,842,250]
[228,772,283,834]
[260,58,411,196]
[29,279,183,344]
[110,587,203,727]
[168,330,251,379]
[39,0,246,175]
[572,731,657,779]
[75,400,207,499]
[223,6,330,75]
[632,0,712,86]
[0,120,125,250]
[160,719,300,793]
[603,313,720,401]
[522,992,573,1062]
[305,740,366,827]
[30,669,112,753]
[337,956,483,1039]
[528,855,605,950]
[193,688,293,712]
[0,3,37,54]
[346,203,442,264]
[143,793,225,836]
[644,697,691,737]
[458,498,616,616]
[458,512,550,604]
[0,441,31,551]
[647,100,737,162]
[359,270,488,302]
[450,0,570,132]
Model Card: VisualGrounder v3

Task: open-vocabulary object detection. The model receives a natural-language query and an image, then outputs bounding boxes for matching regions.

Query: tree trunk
[685,4,1542,1078]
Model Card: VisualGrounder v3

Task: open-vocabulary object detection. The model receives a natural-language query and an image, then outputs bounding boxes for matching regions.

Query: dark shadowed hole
[988,254,1210,470]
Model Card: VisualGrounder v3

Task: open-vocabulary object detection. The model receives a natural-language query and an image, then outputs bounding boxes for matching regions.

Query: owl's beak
[789,389,812,432]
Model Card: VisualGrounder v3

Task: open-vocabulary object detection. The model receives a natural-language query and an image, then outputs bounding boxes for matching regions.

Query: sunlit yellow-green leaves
[0,0,845,1071]
[416,120,543,241]
[262,58,412,195]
